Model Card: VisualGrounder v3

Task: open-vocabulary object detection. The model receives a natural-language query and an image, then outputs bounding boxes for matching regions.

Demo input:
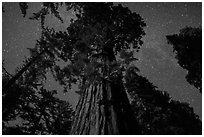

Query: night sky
[2,2,202,120]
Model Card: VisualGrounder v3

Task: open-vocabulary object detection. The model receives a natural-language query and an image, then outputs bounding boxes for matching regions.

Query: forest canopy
[2,2,202,135]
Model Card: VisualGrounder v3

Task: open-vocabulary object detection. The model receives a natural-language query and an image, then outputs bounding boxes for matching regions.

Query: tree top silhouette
[166,26,202,93]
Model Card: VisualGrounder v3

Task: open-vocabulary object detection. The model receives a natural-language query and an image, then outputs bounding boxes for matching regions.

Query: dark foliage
[166,27,202,93]
[2,2,201,135]
[2,44,74,135]
[25,2,146,92]
[125,66,202,135]
[3,72,74,134]
[2,5,5,13]
[19,2,28,17]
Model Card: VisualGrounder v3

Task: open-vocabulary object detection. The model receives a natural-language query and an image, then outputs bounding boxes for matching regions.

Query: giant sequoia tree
[5,2,201,135]
[3,2,146,135]
[27,3,146,134]
[64,3,146,134]
[166,27,202,93]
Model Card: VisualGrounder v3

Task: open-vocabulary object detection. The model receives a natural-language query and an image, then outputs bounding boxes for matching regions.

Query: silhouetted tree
[2,61,22,122]
[3,5,75,133]
[3,66,74,135]
[17,88,74,135]
[4,2,201,135]
[2,26,61,94]
[3,87,74,134]
[125,66,202,135]
[2,43,74,135]
[166,27,202,93]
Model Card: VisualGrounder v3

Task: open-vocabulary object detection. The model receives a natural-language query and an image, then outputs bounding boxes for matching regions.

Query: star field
[125,2,202,119]
[2,2,202,119]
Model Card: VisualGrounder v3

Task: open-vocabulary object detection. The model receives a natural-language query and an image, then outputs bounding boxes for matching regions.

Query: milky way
[2,2,202,119]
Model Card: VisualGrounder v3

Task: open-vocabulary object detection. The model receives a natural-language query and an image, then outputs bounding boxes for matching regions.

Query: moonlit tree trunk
[70,73,141,134]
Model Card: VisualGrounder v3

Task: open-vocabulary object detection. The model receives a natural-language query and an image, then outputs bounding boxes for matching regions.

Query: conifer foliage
[2,2,202,135]
[166,27,202,93]
[125,66,201,134]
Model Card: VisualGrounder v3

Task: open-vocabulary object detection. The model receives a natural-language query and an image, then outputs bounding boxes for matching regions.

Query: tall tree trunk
[70,45,141,134]
[70,78,141,134]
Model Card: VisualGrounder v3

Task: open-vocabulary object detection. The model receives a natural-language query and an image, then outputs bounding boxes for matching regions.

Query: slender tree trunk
[3,49,47,124]
[3,50,46,93]
[70,77,141,134]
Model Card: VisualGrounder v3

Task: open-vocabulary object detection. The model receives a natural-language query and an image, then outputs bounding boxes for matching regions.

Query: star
[145,5,149,8]
[161,24,165,27]
[167,20,173,25]
[3,49,9,53]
